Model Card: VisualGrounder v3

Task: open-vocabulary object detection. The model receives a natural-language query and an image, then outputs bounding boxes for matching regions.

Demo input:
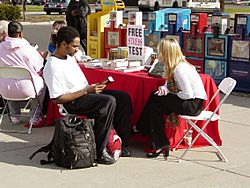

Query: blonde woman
[136,38,207,159]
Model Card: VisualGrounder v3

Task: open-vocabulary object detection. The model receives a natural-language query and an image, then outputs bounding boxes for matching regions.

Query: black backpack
[29,116,97,169]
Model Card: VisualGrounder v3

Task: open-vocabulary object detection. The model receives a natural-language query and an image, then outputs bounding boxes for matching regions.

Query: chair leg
[27,104,40,134]
[0,108,30,133]
[179,119,227,162]
[0,110,4,125]
[173,126,193,151]
[0,102,8,126]
[0,100,37,134]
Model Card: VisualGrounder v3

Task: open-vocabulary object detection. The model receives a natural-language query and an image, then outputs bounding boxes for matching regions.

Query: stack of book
[102,59,144,72]
[84,59,103,69]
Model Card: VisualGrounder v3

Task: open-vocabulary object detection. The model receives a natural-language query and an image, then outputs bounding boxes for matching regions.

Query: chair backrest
[203,77,236,116]
[0,66,38,101]
[218,77,237,95]
[0,66,32,80]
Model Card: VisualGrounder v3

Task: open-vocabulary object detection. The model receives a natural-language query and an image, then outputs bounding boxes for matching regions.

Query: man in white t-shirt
[43,26,132,165]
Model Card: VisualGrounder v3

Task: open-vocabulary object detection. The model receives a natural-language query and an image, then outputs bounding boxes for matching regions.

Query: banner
[127,25,144,61]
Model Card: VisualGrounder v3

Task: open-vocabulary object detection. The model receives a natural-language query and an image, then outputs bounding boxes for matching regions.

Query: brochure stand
[104,20,127,58]
[204,22,230,84]
[183,13,206,73]
[87,0,119,58]
[228,14,250,92]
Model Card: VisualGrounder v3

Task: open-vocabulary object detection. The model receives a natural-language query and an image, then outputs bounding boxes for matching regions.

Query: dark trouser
[136,92,204,149]
[42,86,50,115]
[104,90,132,148]
[63,90,132,156]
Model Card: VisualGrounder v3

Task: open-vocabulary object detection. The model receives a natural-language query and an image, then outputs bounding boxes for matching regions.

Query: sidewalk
[0,93,250,187]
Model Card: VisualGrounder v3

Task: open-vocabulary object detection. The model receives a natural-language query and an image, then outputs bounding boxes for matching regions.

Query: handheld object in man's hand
[100,76,114,85]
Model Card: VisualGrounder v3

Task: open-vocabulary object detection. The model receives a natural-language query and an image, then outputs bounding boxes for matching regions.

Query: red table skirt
[45,65,222,149]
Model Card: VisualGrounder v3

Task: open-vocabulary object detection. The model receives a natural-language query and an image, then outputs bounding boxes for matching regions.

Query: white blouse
[164,63,207,100]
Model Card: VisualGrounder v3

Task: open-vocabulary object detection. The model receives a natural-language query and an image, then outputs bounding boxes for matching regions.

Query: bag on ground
[107,129,122,160]
[29,115,97,169]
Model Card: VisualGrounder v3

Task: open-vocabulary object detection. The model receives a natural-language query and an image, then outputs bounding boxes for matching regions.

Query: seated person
[136,38,207,159]
[43,26,132,165]
[43,20,86,63]
[0,20,9,112]
[0,21,45,126]
[43,20,67,60]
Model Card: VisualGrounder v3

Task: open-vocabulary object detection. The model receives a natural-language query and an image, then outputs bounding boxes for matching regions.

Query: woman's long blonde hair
[157,38,187,78]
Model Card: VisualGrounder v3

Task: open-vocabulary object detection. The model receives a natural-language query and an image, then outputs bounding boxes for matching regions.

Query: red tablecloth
[45,64,222,149]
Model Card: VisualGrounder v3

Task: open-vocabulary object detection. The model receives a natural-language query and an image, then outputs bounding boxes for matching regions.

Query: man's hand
[87,84,106,94]
[71,9,78,16]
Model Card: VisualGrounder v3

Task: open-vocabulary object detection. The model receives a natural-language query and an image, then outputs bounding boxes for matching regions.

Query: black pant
[137,92,204,149]
[42,86,50,115]
[63,90,132,156]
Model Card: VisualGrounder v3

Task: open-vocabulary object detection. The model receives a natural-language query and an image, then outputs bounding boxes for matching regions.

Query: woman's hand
[86,84,106,94]
[155,86,168,96]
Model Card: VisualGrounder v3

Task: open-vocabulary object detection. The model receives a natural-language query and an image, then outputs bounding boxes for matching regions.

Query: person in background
[172,0,179,8]
[12,0,17,6]
[0,20,9,42]
[66,0,91,54]
[154,1,160,11]
[43,20,66,60]
[43,20,85,63]
[0,20,9,113]
[136,38,207,159]
[0,21,45,126]
[43,26,132,165]
[47,20,67,56]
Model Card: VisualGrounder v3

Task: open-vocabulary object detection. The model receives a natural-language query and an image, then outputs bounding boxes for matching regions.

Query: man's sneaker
[97,149,116,165]
[10,116,21,125]
[121,147,131,157]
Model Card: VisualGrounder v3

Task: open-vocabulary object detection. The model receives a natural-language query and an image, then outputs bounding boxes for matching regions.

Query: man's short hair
[56,26,80,46]
[8,21,23,38]
[0,20,9,41]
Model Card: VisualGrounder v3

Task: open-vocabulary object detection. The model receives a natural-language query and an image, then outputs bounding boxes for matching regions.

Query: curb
[20,21,54,25]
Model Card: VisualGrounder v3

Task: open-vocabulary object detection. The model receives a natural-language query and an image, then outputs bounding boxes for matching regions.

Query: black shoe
[131,127,140,135]
[97,149,116,165]
[146,145,169,159]
[121,147,131,157]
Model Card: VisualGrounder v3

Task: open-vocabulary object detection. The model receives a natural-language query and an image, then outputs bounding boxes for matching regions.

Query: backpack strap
[29,136,54,160]
[40,151,54,165]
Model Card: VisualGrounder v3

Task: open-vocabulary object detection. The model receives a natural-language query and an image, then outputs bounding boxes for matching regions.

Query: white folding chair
[173,77,236,162]
[0,66,42,134]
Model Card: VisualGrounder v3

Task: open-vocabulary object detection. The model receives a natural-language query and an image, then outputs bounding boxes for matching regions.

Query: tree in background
[220,0,225,12]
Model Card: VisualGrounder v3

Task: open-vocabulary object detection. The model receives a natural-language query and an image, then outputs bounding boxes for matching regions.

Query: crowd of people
[0,0,207,165]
